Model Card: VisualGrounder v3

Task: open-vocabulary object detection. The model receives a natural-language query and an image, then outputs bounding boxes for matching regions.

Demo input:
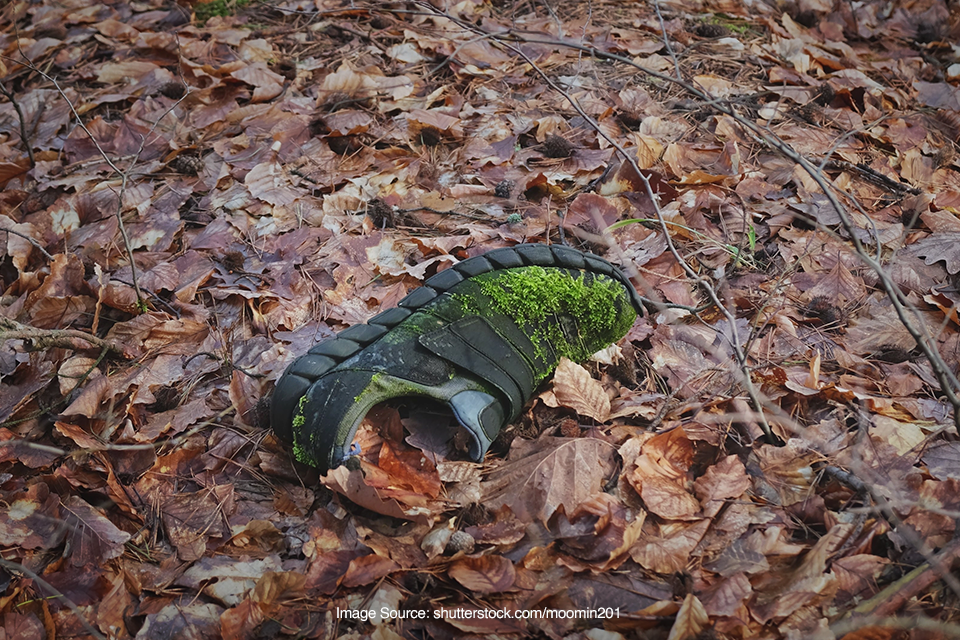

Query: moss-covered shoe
[271,244,645,473]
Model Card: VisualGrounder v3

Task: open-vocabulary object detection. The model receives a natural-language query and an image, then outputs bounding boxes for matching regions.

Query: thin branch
[5,46,190,314]
[0,81,35,167]
[0,317,127,358]
[652,0,682,81]
[452,14,778,440]
[0,227,53,261]
[7,404,236,457]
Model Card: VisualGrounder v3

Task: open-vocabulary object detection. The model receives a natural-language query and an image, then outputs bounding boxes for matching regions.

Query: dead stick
[0,318,126,357]
[0,81,35,167]
[0,227,53,261]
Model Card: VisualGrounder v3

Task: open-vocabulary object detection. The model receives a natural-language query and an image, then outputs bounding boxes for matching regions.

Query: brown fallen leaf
[135,603,223,640]
[161,490,227,562]
[694,455,751,518]
[481,433,618,523]
[555,492,645,572]
[341,553,400,588]
[219,598,265,640]
[448,555,516,594]
[631,519,711,574]
[699,573,754,618]
[304,549,366,595]
[62,495,131,567]
[667,594,709,640]
[629,427,700,519]
[253,571,307,607]
[552,357,610,422]
[323,463,433,522]
[922,441,960,481]
[0,483,66,550]
[178,556,283,607]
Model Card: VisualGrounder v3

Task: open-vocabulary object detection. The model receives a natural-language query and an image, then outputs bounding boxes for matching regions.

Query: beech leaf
[448,555,516,594]
[667,594,709,640]
[553,357,610,421]
[62,495,131,566]
[481,434,617,523]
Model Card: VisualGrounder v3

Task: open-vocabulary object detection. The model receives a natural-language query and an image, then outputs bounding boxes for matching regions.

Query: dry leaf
[631,520,710,573]
[693,455,751,518]
[4,0,959,633]
[481,434,617,523]
[62,495,131,566]
[667,594,709,640]
[553,357,610,421]
[448,555,516,594]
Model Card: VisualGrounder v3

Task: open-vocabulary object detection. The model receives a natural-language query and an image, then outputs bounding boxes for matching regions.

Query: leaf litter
[2,0,960,638]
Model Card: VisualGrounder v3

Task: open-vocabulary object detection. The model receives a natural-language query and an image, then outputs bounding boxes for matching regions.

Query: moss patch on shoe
[292,394,317,466]
[456,266,636,375]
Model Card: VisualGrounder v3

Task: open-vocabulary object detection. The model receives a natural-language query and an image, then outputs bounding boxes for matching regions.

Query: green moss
[291,395,316,466]
[355,373,381,402]
[455,266,636,379]
[194,0,250,24]
[377,313,445,346]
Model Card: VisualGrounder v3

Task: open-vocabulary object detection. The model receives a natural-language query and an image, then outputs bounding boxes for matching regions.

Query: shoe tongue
[448,390,505,461]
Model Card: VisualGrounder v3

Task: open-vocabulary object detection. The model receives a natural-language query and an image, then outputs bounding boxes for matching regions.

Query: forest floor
[3,0,960,638]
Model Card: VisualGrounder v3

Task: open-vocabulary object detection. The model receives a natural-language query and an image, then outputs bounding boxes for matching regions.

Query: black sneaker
[270,244,645,473]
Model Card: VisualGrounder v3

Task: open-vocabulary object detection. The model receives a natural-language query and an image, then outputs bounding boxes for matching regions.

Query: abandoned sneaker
[271,243,646,473]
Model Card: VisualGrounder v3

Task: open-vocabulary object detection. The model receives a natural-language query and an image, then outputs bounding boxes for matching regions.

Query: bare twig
[0,317,127,357]
[652,0,682,81]
[0,81,35,167]
[7,404,237,457]
[0,226,53,261]
[6,54,146,309]
[459,17,778,440]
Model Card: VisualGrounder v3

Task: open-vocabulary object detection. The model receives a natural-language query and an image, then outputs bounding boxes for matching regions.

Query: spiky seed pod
[543,134,575,158]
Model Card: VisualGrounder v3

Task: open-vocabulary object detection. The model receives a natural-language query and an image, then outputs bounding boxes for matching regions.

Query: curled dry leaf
[755,439,821,507]
[253,571,307,607]
[230,62,285,101]
[630,428,700,519]
[421,518,455,560]
[556,493,645,571]
[552,357,610,422]
[448,554,516,594]
[694,455,751,518]
[324,464,419,522]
